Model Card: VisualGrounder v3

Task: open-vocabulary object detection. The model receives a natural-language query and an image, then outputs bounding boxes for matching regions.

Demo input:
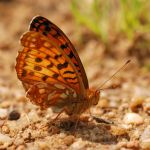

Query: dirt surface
[0,0,150,150]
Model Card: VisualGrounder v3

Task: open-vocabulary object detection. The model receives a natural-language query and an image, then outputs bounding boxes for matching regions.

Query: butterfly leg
[74,115,80,130]
[87,108,92,118]
[52,107,66,122]
[68,115,81,135]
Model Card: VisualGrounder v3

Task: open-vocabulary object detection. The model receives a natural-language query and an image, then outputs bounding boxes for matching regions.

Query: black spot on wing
[54,54,62,59]
[42,25,51,36]
[35,57,42,62]
[57,62,68,70]
[29,72,34,76]
[42,75,48,81]
[43,20,50,26]
[67,81,78,84]
[45,26,51,32]
[52,31,61,38]
[45,55,50,60]
[34,66,42,71]
[63,70,75,74]
[64,76,77,80]
[60,43,68,49]
[52,73,59,79]
[47,63,53,69]
[33,18,39,23]
[74,63,79,67]
[22,70,27,77]
[68,51,74,58]
[43,31,48,36]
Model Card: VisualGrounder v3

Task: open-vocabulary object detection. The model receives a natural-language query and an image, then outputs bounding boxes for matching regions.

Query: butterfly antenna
[96,60,131,91]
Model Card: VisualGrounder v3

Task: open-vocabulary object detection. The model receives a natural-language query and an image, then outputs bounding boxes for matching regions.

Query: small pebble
[0,133,13,148]
[59,133,66,138]
[0,108,7,119]
[16,145,26,150]
[28,110,40,122]
[132,129,141,139]
[143,97,150,114]
[7,114,30,131]
[98,98,109,108]
[2,125,10,134]
[119,103,129,111]
[0,120,5,127]
[0,101,11,108]
[22,130,32,140]
[116,141,127,148]
[70,138,86,149]
[106,111,116,118]
[121,124,133,130]
[14,137,24,146]
[8,110,20,120]
[130,97,143,112]
[126,140,139,149]
[123,113,144,125]
[117,141,139,149]
[64,135,75,146]
[36,141,49,149]
[111,126,127,136]
[140,126,150,149]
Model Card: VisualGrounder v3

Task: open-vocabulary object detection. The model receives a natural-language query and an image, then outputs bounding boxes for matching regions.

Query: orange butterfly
[15,16,100,117]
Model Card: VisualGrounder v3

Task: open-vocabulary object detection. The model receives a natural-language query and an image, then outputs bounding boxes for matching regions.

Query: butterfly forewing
[16,31,82,92]
[29,16,89,89]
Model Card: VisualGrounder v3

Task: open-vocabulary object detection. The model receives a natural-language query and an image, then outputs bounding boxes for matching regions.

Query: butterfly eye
[95,90,100,97]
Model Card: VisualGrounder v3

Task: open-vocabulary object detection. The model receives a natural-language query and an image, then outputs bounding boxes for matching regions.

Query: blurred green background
[71,0,150,43]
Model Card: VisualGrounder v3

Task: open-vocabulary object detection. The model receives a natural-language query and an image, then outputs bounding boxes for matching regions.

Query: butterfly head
[87,89,100,106]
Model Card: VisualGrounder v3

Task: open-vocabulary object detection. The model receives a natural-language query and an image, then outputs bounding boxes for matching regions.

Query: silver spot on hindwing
[48,91,56,100]
[54,84,65,89]
[60,93,68,99]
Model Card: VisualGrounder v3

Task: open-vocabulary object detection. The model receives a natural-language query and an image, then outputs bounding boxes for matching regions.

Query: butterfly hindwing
[25,82,77,110]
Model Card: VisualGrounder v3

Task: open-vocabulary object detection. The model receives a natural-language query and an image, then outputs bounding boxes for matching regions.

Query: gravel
[0,133,13,149]
[0,1,150,149]
[0,108,7,119]
[140,126,150,149]
[123,113,144,125]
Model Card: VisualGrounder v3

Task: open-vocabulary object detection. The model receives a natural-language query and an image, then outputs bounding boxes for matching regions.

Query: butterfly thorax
[65,89,100,115]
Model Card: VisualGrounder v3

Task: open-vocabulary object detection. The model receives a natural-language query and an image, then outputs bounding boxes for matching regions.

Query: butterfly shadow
[47,117,129,145]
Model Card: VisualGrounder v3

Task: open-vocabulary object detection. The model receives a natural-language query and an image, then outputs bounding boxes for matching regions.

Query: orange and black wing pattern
[29,16,89,89]
[15,16,89,108]
[16,31,82,93]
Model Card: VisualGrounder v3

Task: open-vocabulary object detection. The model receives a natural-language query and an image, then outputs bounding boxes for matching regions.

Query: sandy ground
[0,0,150,150]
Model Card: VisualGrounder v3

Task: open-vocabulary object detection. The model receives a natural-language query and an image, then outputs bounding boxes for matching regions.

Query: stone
[123,113,143,125]
[0,108,7,119]
[140,126,150,149]
[0,133,13,149]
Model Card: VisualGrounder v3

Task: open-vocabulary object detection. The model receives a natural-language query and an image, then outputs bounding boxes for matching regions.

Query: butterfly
[15,16,100,117]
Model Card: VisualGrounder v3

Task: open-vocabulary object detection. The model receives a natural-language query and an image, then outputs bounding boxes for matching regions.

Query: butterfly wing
[15,31,85,109]
[29,16,89,89]
[23,82,77,110]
